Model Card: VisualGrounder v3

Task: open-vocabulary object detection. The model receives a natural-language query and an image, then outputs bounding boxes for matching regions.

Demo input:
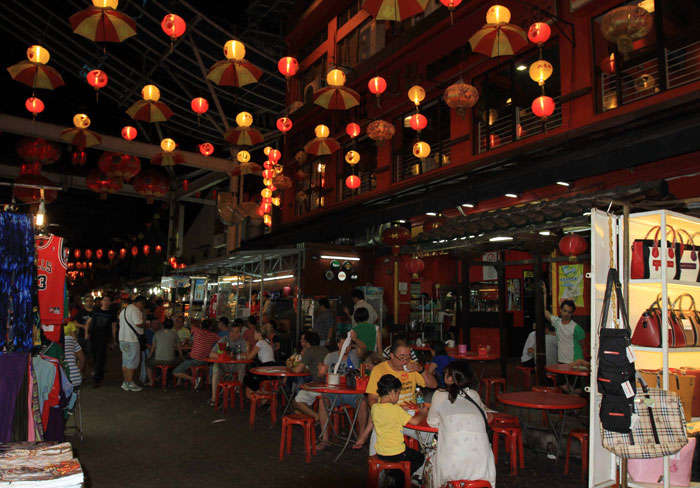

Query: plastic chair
[189,365,209,390]
[443,481,492,488]
[564,429,589,479]
[280,414,316,463]
[249,380,279,428]
[480,377,506,407]
[216,380,243,412]
[155,364,173,389]
[492,425,524,475]
[367,455,411,488]
[490,413,520,427]
[332,405,355,435]
[516,365,534,390]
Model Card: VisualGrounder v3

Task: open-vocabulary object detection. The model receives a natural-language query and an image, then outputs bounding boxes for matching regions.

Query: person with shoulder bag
[118,296,146,392]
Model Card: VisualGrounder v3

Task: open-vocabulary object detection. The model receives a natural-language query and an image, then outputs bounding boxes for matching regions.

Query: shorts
[294,389,320,406]
[173,359,206,375]
[326,393,362,407]
[120,341,140,369]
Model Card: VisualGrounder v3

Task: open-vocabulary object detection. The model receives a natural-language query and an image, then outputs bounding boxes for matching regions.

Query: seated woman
[425,341,454,389]
[242,327,278,399]
[427,360,496,488]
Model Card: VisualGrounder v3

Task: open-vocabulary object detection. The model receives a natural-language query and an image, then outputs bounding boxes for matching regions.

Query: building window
[295,158,328,215]
[473,42,562,154]
[338,0,362,27]
[594,0,700,112]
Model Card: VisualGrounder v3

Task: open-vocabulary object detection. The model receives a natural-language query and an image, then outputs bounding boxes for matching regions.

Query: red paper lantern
[179,263,186,269]
[382,225,410,257]
[143,244,150,256]
[346,122,361,139]
[528,22,551,45]
[276,116,293,133]
[85,249,93,260]
[88,262,93,269]
[161,14,186,39]
[121,126,137,141]
[423,216,443,232]
[119,248,127,259]
[108,249,116,260]
[439,0,462,8]
[155,244,162,254]
[25,97,44,116]
[263,161,274,170]
[345,175,361,190]
[277,56,299,78]
[86,70,108,94]
[199,142,214,156]
[405,257,425,278]
[559,234,588,257]
[96,249,103,260]
[260,202,272,214]
[74,249,81,259]
[408,113,428,132]
[191,97,209,115]
[262,169,275,179]
[531,95,555,118]
[368,76,387,95]
[268,149,281,163]
[131,246,138,257]
[17,138,60,166]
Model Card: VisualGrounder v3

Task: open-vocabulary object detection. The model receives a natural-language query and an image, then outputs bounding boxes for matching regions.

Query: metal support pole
[296,251,303,344]
[496,254,508,378]
[534,254,546,386]
[259,256,265,320]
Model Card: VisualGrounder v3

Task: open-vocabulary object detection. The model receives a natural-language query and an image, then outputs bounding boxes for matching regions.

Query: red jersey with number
[36,235,68,339]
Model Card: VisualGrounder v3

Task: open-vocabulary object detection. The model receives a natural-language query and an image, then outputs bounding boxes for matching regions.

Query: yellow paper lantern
[529,60,553,86]
[272,197,281,207]
[142,84,160,102]
[413,141,431,159]
[236,111,253,127]
[92,0,118,8]
[27,45,50,64]
[345,150,360,165]
[160,138,176,152]
[314,124,330,138]
[326,68,346,87]
[263,214,272,226]
[263,146,272,156]
[73,113,91,129]
[274,165,284,175]
[224,40,246,61]
[486,5,510,24]
[261,188,272,199]
[263,178,273,186]
[236,150,251,163]
[408,85,426,106]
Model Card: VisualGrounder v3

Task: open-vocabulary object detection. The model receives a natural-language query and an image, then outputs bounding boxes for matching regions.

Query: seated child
[371,374,427,487]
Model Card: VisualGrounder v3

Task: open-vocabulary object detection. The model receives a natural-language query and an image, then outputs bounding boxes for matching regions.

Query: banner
[558,264,584,308]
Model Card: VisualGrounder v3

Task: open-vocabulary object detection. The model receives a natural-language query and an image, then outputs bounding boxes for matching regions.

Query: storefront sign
[558,264,584,307]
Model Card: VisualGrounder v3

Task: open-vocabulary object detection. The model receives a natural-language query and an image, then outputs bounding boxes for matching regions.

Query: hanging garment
[0,352,29,443]
[35,234,68,343]
[31,356,61,431]
[28,363,44,442]
[11,363,28,442]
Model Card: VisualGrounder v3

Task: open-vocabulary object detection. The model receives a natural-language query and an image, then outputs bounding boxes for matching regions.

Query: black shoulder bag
[597,267,637,433]
[121,309,147,351]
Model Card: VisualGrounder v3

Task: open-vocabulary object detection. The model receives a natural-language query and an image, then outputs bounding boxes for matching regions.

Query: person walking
[118,296,146,392]
[89,295,117,387]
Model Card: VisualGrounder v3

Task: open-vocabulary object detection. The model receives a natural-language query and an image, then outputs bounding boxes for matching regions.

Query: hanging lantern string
[518,0,576,47]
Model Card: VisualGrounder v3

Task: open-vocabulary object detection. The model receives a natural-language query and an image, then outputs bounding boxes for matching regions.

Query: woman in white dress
[427,360,496,487]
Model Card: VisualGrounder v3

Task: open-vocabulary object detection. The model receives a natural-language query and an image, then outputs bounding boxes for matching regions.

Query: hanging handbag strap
[634,373,661,446]
[597,268,631,334]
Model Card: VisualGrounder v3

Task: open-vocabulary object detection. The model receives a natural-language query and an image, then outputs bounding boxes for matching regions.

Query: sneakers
[121,382,129,391]
[127,382,143,392]
[194,377,203,391]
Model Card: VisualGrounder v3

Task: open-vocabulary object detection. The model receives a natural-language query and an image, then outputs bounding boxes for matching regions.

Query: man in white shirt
[346,289,378,327]
[543,284,586,365]
[520,323,558,367]
[118,296,145,391]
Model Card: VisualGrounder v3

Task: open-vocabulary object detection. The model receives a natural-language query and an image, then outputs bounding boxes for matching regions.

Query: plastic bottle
[416,387,424,407]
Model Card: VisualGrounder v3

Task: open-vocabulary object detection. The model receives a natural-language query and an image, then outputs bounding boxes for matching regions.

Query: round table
[301,382,366,462]
[205,357,252,364]
[545,364,590,392]
[251,367,311,423]
[447,352,500,383]
[404,419,438,434]
[498,391,586,457]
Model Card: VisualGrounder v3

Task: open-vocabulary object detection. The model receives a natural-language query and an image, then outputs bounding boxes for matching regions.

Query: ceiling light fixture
[320,255,361,261]
[539,231,551,236]
[556,181,570,187]
[489,236,514,242]
[505,193,518,198]
[425,212,437,216]
[461,203,475,208]
[516,64,527,71]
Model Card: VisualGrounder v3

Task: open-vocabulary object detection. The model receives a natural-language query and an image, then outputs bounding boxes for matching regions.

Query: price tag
[626,346,636,363]
[682,318,693,331]
[621,380,635,399]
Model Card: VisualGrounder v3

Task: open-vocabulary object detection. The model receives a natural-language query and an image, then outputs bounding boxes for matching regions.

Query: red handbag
[630,225,679,280]
[632,296,687,347]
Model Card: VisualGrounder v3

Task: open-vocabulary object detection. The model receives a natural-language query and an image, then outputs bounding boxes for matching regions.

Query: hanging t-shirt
[36,235,68,342]
[63,335,82,387]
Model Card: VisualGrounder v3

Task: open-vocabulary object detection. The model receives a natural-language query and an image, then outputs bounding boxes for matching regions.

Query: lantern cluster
[527,21,555,118]
[259,146,285,228]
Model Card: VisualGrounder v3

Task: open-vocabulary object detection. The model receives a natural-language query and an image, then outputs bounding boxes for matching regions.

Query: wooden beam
[0,114,233,173]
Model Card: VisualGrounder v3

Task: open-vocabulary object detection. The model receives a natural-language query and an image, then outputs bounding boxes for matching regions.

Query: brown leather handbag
[673,294,700,347]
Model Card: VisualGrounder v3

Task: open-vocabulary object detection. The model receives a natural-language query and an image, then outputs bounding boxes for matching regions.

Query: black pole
[534,253,546,385]
[457,259,470,345]
[497,252,508,378]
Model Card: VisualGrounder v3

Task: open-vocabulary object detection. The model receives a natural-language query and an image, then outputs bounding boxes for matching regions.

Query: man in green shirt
[351,307,378,354]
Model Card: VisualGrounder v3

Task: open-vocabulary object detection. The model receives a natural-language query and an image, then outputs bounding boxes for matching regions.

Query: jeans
[90,333,108,382]
[378,448,425,486]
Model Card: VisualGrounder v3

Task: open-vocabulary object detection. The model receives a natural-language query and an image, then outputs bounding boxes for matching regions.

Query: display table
[300,382,365,462]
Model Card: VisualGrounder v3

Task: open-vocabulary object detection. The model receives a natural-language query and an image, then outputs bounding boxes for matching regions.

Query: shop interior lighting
[460,236,467,240]
[505,193,518,198]
[250,274,295,283]
[425,212,437,216]
[320,255,360,261]
[35,200,46,227]
[461,203,475,208]
[539,231,551,236]
[556,181,570,187]
[516,64,527,71]
[397,219,406,223]
[489,236,514,242]
[469,235,476,239]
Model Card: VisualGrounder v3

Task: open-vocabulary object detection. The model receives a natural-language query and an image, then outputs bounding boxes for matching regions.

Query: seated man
[290,331,327,420]
[216,316,230,338]
[209,323,248,407]
[146,319,182,387]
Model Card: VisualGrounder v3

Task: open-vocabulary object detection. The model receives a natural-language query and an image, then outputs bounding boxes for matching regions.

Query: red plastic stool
[249,380,279,428]
[216,380,243,412]
[367,455,411,488]
[490,413,520,427]
[546,372,558,384]
[404,434,419,451]
[492,425,524,475]
[516,365,534,390]
[189,365,209,390]
[332,405,355,435]
[480,377,506,407]
[280,414,316,463]
[564,429,589,479]
[444,481,492,488]
[155,364,172,388]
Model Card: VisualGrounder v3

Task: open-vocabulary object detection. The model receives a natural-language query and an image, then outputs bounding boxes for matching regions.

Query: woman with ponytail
[426,360,496,487]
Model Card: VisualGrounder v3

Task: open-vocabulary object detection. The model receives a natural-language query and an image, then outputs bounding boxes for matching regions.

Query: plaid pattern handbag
[602,375,688,459]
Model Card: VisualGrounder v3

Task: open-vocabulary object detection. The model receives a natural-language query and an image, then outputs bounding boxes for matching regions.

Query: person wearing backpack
[427,360,496,488]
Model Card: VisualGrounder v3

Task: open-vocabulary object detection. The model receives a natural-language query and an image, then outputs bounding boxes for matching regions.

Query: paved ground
[67,351,586,487]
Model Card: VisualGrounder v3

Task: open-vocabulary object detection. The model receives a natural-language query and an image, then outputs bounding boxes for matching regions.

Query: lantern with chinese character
[277,56,299,78]
[528,22,551,45]
[345,150,360,165]
[236,150,251,163]
[346,122,361,139]
[199,143,214,156]
[408,85,426,107]
[367,120,395,143]
[160,138,176,153]
[276,116,293,133]
[86,69,108,101]
[412,141,431,159]
[161,13,186,43]
[529,59,553,86]
[25,97,44,118]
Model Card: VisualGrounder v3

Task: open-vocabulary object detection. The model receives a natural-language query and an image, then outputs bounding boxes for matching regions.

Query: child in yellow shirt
[371,374,427,487]
[64,320,80,338]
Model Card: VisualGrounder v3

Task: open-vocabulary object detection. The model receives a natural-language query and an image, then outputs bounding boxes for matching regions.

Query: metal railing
[394,137,458,182]
[601,40,700,112]
[340,171,376,200]
[476,95,563,154]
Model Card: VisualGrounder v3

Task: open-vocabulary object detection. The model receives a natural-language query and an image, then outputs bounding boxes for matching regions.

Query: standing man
[346,289,378,327]
[118,296,145,392]
[76,296,95,352]
[90,295,117,388]
[313,298,335,347]
[543,285,586,366]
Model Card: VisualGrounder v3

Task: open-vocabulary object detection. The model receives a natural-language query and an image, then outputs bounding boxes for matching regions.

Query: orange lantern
[143,244,150,256]
[408,85,426,107]
[277,56,299,78]
[262,169,275,179]
[345,150,360,165]
[345,175,361,189]
[131,246,138,257]
[25,97,44,117]
[121,125,137,141]
[85,249,93,259]
[161,14,186,40]
[528,22,551,45]
[199,142,214,156]
[86,69,108,97]
[413,141,431,159]
[268,149,281,163]
[529,60,553,86]
[368,76,387,95]
[191,97,209,115]
[531,95,555,118]
[367,120,395,142]
[260,202,272,214]
[263,214,272,227]
[408,113,427,131]
[108,249,116,260]
[96,249,103,259]
[276,116,293,133]
[263,161,274,170]
[443,81,479,117]
[346,122,361,139]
